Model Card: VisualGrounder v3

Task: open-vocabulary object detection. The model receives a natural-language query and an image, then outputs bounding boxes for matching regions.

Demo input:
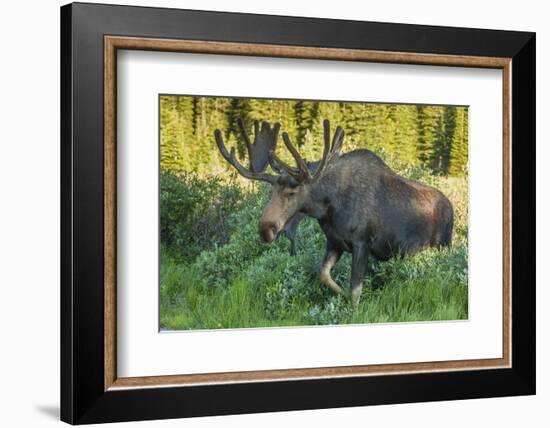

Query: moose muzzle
[259,222,279,243]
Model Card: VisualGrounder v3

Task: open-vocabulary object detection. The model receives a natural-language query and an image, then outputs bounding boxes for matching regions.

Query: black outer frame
[60,2,535,424]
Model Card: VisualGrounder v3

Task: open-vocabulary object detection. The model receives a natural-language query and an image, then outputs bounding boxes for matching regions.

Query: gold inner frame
[104,35,512,391]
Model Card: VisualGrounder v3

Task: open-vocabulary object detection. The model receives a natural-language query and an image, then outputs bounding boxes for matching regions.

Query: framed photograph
[60,2,535,424]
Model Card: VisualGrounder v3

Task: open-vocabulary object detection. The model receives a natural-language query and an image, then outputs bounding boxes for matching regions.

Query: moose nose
[259,223,278,243]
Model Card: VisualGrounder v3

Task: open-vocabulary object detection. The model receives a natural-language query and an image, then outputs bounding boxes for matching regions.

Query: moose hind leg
[319,242,344,296]
[351,244,368,309]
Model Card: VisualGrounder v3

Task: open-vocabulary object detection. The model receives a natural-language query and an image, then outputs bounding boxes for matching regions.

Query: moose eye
[285,190,297,198]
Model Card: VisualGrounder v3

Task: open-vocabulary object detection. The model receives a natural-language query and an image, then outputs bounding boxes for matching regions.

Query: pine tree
[249,98,276,123]
[416,105,436,168]
[294,101,307,147]
[449,107,469,175]
[226,98,251,158]
[340,102,369,152]
[430,107,456,175]
[361,103,384,153]
[393,105,419,164]
[160,96,186,173]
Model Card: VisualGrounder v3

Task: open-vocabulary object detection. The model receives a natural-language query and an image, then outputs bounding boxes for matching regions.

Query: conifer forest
[160,95,468,177]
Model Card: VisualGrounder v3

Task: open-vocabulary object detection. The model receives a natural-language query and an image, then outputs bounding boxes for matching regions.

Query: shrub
[160,172,245,261]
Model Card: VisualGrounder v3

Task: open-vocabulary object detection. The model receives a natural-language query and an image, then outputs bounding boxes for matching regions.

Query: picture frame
[60,2,535,424]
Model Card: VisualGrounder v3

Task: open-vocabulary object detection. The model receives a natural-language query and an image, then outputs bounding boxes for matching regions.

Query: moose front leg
[283,213,304,256]
[284,228,297,256]
[351,244,368,309]
[319,241,344,296]
[288,237,297,257]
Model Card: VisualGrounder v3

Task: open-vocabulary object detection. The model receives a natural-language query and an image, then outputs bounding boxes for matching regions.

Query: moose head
[215,118,344,244]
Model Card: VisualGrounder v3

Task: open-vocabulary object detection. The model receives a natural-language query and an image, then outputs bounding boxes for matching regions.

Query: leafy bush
[160,172,245,261]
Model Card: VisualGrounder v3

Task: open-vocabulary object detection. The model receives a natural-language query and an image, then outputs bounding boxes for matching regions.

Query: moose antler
[216,118,344,185]
[312,119,344,181]
[214,118,279,184]
[237,118,281,173]
[268,147,305,182]
[271,119,344,184]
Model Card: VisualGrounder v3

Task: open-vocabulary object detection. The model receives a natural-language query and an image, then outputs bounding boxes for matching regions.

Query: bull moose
[214,118,454,308]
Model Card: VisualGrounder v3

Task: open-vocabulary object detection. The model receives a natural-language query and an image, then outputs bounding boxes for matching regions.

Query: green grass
[160,244,468,330]
[159,172,468,330]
